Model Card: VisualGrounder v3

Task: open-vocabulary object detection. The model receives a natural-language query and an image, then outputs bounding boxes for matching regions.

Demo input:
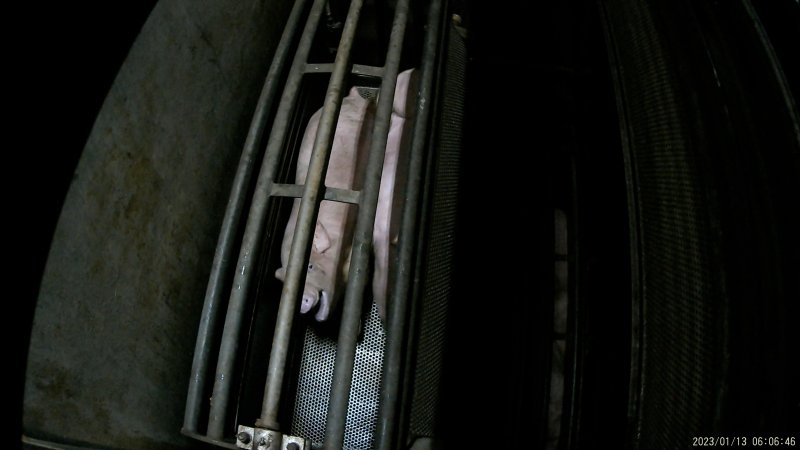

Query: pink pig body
[277,69,417,322]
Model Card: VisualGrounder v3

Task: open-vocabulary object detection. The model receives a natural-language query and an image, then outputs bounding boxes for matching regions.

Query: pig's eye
[308,264,314,271]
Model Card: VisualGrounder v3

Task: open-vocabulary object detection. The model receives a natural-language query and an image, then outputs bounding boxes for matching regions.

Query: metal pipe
[322,1,410,448]
[257,0,367,431]
[374,0,444,447]
[205,0,327,438]
[183,0,309,434]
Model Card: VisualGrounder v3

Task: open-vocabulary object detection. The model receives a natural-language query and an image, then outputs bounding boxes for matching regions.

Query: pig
[275,84,373,322]
[276,69,417,323]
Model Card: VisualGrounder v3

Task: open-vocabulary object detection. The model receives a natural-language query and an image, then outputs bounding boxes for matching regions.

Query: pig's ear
[313,223,332,253]
[275,267,286,281]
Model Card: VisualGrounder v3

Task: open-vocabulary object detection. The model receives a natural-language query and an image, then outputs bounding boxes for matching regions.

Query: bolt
[237,432,251,444]
[287,443,301,450]
[259,436,269,447]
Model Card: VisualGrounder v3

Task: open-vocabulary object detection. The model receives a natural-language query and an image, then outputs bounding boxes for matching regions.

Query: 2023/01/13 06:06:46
[692,436,797,446]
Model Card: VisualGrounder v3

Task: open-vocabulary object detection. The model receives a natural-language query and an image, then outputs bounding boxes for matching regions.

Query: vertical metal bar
[182,0,309,434]
[206,0,327,438]
[323,1,410,448]
[256,0,367,431]
[374,0,444,447]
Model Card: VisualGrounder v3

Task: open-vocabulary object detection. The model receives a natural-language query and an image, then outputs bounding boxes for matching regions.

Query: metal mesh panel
[356,87,379,102]
[603,0,725,446]
[290,302,386,450]
[408,24,467,438]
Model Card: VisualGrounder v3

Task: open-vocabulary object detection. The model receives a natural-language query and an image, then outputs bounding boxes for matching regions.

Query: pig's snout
[300,290,319,314]
[299,263,322,314]
[299,285,332,322]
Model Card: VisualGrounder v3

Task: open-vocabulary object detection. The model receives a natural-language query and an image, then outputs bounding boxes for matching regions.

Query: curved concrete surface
[24,0,292,447]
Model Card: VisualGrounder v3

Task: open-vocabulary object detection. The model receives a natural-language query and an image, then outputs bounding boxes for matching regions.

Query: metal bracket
[236,426,310,450]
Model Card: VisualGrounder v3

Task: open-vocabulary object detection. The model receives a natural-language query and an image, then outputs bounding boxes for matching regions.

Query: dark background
[13,2,158,445]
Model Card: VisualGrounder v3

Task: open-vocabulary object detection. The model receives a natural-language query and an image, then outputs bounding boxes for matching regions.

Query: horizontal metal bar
[269,182,304,198]
[374,0,443,448]
[353,64,385,77]
[270,183,361,204]
[305,62,384,78]
[183,0,309,436]
[304,63,333,73]
[180,430,239,450]
[22,435,106,450]
[323,0,410,448]
[257,0,367,431]
[324,187,361,204]
[206,0,328,439]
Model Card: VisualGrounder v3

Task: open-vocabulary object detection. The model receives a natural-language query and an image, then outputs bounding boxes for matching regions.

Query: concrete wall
[24,0,291,447]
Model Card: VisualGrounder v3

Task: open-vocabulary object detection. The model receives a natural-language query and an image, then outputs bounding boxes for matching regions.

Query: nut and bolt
[236,429,303,449]
[237,432,252,444]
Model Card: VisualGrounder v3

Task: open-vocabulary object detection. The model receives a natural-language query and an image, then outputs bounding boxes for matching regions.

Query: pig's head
[275,250,336,322]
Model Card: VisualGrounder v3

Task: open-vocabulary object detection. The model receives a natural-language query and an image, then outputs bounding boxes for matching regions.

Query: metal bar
[390,4,451,444]
[598,2,645,436]
[374,0,443,447]
[257,0,367,431]
[22,435,127,450]
[305,63,385,78]
[205,0,328,438]
[180,431,239,450]
[271,183,361,204]
[563,154,582,449]
[305,63,334,73]
[269,183,305,198]
[323,1,410,448]
[353,64,385,78]
[182,0,310,435]
[324,187,361,204]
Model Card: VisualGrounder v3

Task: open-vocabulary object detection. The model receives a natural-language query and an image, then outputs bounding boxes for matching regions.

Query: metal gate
[180,0,449,448]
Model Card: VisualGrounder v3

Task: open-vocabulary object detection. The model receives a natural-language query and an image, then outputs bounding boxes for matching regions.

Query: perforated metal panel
[602,0,726,446]
[408,23,467,438]
[355,87,379,102]
[290,302,386,449]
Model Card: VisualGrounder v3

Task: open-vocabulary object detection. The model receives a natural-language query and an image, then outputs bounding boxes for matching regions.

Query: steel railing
[182,0,446,448]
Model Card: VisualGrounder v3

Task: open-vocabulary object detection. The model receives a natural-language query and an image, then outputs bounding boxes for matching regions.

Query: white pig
[276,69,417,322]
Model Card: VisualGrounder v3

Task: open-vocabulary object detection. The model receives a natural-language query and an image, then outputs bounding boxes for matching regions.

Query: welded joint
[236,426,310,450]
